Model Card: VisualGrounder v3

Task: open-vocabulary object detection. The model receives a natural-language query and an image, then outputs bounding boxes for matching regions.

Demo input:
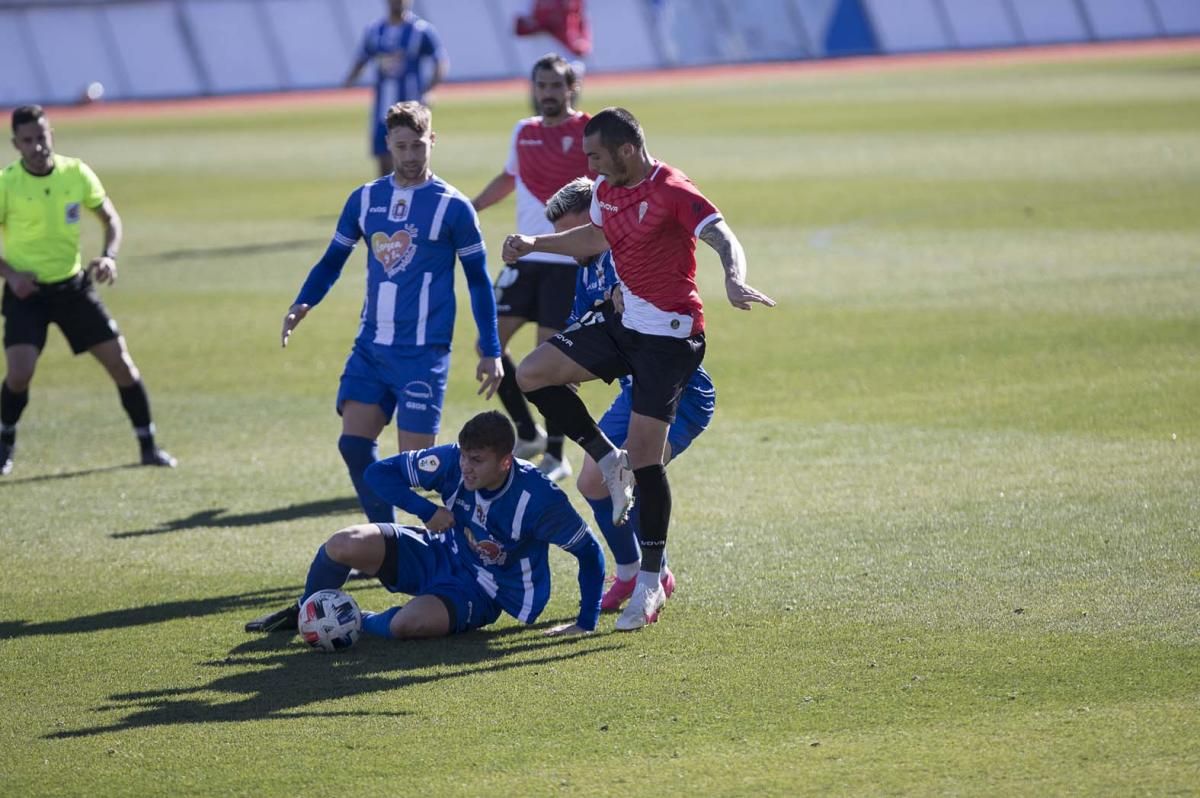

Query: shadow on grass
[46,621,618,737]
[112,496,362,539]
[0,586,301,640]
[154,237,327,261]
[0,463,139,486]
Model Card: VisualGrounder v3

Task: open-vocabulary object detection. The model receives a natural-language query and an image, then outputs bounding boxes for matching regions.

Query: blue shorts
[598,372,716,460]
[338,340,450,435]
[377,524,503,634]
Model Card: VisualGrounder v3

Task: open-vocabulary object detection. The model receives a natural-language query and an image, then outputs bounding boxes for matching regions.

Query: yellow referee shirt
[0,154,107,284]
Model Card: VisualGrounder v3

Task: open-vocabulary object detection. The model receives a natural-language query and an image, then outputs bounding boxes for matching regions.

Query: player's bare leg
[0,344,39,475]
[616,412,672,631]
[518,343,633,523]
[388,595,452,639]
[90,337,176,467]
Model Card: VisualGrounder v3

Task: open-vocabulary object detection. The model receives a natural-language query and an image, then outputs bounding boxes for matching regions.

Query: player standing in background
[543,177,716,614]
[345,0,448,177]
[0,106,175,475]
[247,410,604,638]
[504,108,774,630]
[472,54,591,482]
[281,102,503,527]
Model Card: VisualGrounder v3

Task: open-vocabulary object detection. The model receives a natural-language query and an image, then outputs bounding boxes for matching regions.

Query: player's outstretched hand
[502,234,536,264]
[87,256,118,286]
[281,303,310,348]
[725,278,776,311]
[425,506,455,533]
[543,623,592,637]
[476,355,503,399]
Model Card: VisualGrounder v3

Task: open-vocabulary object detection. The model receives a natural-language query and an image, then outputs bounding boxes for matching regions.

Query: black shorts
[2,271,120,354]
[493,257,578,330]
[549,311,705,424]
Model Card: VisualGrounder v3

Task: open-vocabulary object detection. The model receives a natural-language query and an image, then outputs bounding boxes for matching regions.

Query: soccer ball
[298,589,362,652]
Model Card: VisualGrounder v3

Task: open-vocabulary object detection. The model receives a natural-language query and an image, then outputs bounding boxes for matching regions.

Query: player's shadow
[112,496,362,539]
[0,586,302,641]
[46,622,619,738]
[0,463,138,487]
[153,237,327,262]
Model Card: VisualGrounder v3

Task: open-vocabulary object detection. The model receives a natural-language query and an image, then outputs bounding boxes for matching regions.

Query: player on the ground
[345,0,448,176]
[503,107,774,630]
[247,410,604,638]
[471,54,592,482]
[0,105,175,475]
[543,177,716,613]
[282,101,503,527]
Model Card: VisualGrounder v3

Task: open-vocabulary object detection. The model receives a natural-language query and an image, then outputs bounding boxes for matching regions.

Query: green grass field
[2,49,1198,796]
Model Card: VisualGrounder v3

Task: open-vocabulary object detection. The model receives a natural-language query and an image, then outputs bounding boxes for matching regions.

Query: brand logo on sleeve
[418,454,440,472]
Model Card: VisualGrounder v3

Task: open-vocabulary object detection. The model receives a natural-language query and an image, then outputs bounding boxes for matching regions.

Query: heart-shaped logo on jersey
[372,229,418,276]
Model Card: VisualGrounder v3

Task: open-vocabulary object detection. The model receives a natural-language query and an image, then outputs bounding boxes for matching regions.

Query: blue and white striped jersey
[366,444,605,629]
[331,174,487,350]
[358,14,446,120]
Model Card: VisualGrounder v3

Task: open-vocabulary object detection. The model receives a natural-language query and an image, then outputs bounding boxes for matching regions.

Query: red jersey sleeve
[669,175,722,238]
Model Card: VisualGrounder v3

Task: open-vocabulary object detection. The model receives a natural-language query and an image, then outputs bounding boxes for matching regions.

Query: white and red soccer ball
[298,589,362,652]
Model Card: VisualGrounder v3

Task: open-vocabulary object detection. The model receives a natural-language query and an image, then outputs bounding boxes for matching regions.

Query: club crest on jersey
[418,454,440,472]
[372,225,419,276]
[464,529,507,566]
[638,201,649,223]
[389,195,410,222]
[561,135,574,153]
[65,202,81,224]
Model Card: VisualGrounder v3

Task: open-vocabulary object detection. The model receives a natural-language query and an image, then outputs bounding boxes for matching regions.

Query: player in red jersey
[472,54,593,481]
[503,107,774,630]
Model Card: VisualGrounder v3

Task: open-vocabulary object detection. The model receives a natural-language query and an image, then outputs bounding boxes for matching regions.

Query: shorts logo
[65,202,81,224]
[638,201,648,223]
[561,135,574,153]
[372,225,419,276]
[553,333,573,347]
[405,401,428,411]
[418,454,440,472]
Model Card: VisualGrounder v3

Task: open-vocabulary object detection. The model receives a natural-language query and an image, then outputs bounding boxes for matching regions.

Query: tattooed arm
[698,218,776,310]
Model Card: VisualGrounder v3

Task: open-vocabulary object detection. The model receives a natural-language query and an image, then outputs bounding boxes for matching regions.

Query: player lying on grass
[248,410,604,639]
[542,177,716,626]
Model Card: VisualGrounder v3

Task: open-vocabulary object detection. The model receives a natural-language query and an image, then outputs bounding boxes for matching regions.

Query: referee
[0,105,175,475]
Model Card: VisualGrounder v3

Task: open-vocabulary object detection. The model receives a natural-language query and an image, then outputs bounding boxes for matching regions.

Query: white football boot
[599,449,635,526]
[513,426,547,460]
[537,453,572,482]
[615,579,666,631]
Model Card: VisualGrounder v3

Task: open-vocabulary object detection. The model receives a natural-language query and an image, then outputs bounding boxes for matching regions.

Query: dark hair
[531,53,578,87]
[11,105,45,133]
[385,101,431,134]
[583,107,643,154]
[545,177,593,223]
[458,411,516,456]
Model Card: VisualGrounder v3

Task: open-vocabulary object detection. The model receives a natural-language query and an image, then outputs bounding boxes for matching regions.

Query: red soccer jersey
[589,162,721,337]
[506,112,592,205]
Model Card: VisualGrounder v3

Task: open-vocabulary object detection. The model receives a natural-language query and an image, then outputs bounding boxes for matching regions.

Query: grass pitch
[1,49,1198,796]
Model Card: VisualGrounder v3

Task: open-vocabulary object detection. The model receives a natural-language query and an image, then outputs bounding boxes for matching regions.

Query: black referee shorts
[2,271,120,354]
[493,258,579,331]
[548,311,705,424]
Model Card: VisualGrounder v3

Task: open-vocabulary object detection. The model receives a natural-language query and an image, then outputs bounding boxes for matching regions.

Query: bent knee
[515,358,544,393]
[324,524,378,563]
[576,462,606,500]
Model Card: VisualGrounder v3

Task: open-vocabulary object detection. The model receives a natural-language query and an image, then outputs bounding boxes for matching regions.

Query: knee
[324,525,371,564]
[515,357,543,393]
[576,461,606,500]
[4,370,33,392]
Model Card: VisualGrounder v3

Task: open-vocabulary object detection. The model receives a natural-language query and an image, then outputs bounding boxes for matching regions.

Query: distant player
[504,107,774,630]
[282,102,503,527]
[472,54,592,481]
[543,177,716,613]
[248,410,604,638]
[0,105,175,475]
[345,0,448,176]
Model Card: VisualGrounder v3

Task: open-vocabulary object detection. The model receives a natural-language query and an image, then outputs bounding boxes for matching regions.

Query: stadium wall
[1,0,1198,107]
